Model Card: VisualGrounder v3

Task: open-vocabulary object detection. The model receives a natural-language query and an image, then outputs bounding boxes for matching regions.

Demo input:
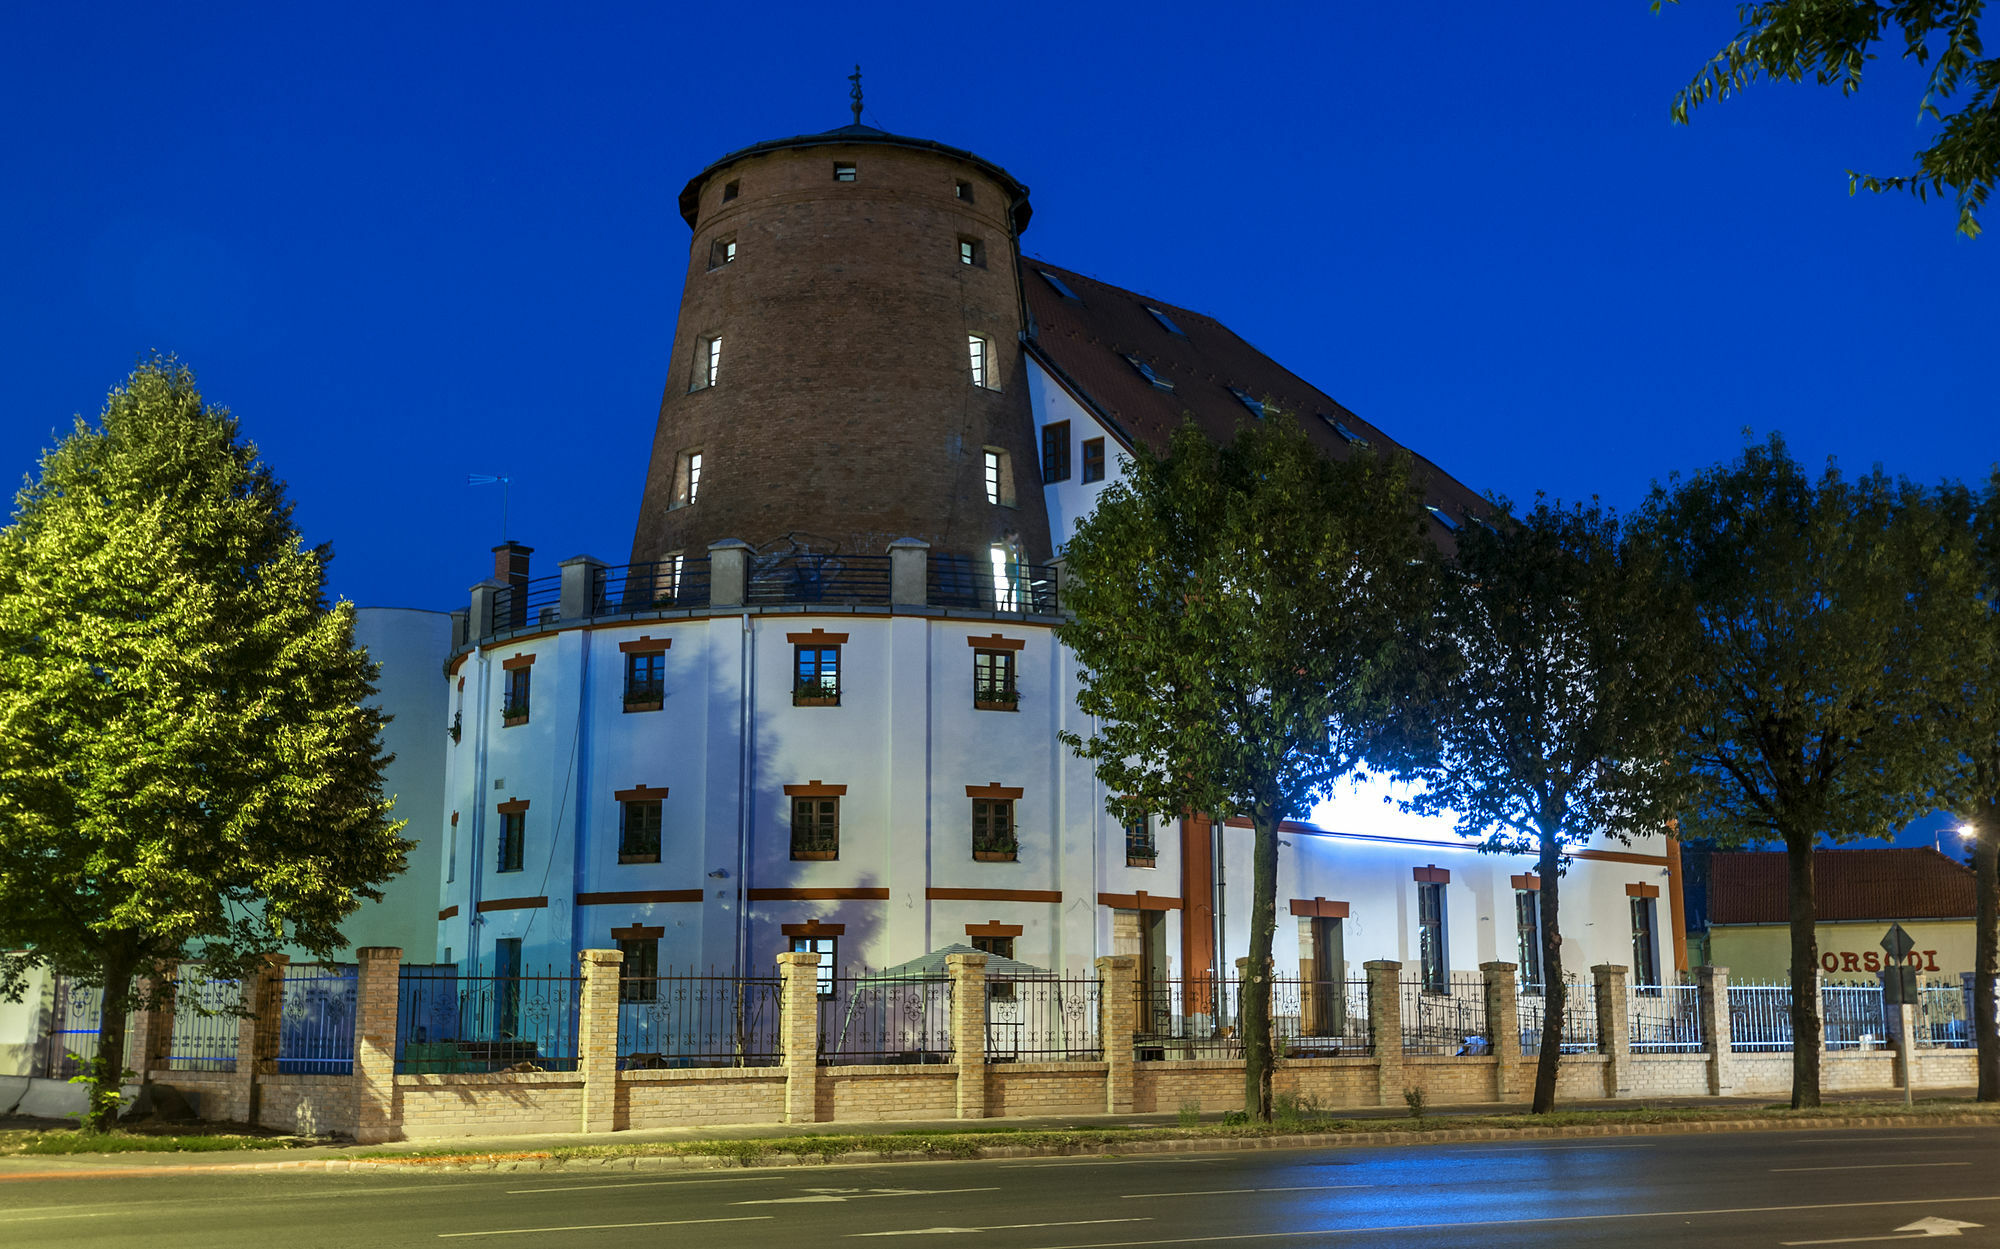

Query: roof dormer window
[1323,415,1370,447]
[1228,387,1265,418]
[1039,271,1081,301]
[1146,306,1187,336]
[1122,354,1174,391]
[1425,505,1462,533]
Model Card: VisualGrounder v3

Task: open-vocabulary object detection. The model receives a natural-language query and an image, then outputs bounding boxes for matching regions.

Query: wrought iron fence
[1401,973,1488,1055]
[1519,979,1599,1055]
[927,556,1061,614]
[37,977,103,1079]
[617,971,783,1068]
[595,559,711,615]
[1275,976,1371,1056]
[1917,980,1973,1048]
[1728,983,1795,1052]
[1629,981,1706,1053]
[1134,974,1237,1058]
[395,964,580,1073]
[1822,983,1889,1050]
[490,574,562,634]
[816,975,954,1064]
[986,977,1101,1061]
[745,553,893,605]
[166,972,241,1072]
[277,964,357,1074]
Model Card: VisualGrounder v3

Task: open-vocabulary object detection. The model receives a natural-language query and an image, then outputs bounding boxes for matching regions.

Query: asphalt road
[6,1126,2000,1248]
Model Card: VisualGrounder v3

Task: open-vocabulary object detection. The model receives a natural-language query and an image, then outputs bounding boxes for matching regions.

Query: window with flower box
[967,784,1023,862]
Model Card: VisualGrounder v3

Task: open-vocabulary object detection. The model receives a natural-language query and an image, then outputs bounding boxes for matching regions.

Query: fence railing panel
[745,553,893,606]
[816,976,954,1064]
[395,964,580,1073]
[166,972,241,1072]
[595,559,711,616]
[1822,983,1889,1050]
[1917,981,1972,1048]
[277,964,357,1074]
[1629,981,1706,1053]
[1728,983,1794,1052]
[1518,979,1599,1055]
[617,973,783,1068]
[1401,974,1488,1055]
[1275,977,1371,1056]
[926,557,1061,614]
[38,977,104,1078]
[987,978,1101,1061]
[489,574,562,634]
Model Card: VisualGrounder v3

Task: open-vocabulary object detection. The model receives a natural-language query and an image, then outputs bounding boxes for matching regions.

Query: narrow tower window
[834,162,857,182]
[968,334,995,389]
[958,237,986,267]
[954,179,974,202]
[722,179,740,202]
[708,236,736,269]
[671,451,703,508]
[691,336,721,391]
[982,449,1014,507]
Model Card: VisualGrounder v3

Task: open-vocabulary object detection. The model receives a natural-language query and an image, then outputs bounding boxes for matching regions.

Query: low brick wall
[817,1064,958,1122]
[986,1062,1109,1117]
[256,1073,358,1137]
[1508,1053,1612,1100]
[150,1068,237,1121]
[1625,1053,1709,1097]
[396,1071,586,1139]
[618,1067,786,1130]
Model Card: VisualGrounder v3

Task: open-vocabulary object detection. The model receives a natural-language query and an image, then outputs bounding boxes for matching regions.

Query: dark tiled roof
[1708,848,1976,925]
[1020,259,1491,536]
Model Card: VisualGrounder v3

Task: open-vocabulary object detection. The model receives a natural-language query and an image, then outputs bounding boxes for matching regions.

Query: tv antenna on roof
[468,472,513,540]
[849,64,863,125]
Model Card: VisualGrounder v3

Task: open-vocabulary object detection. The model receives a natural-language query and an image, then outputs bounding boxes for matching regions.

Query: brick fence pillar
[948,952,989,1119]
[1365,960,1403,1107]
[221,954,285,1125]
[1593,963,1630,1098]
[1695,965,1733,1095]
[1482,961,1520,1101]
[353,947,403,1144]
[577,948,623,1134]
[1096,955,1137,1114]
[126,963,179,1080]
[777,951,823,1123]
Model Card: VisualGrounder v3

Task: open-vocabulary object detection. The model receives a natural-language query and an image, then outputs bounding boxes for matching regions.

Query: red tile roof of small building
[1708,847,1976,925]
[1019,258,1491,539]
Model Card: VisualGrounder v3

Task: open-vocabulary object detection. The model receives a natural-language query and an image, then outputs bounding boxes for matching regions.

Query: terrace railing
[1401,973,1488,1055]
[395,964,581,1073]
[1629,980,1706,1053]
[166,971,241,1072]
[816,975,954,1064]
[617,971,783,1068]
[595,559,711,615]
[1728,983,1795,1052]
[927,557,1060,614]
[1519,979,1598,1055]
[745,553,893,606]
[277,963,358,1074]
[986,977,1101,1061]
[490,574,562,634]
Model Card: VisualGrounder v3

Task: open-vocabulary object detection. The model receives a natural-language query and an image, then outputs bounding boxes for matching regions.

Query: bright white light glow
[1959,824,1979,840]
[1305,772,1475,850]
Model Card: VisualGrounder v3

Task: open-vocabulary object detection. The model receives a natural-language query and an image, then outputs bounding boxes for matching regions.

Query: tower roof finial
[849,64,863,125]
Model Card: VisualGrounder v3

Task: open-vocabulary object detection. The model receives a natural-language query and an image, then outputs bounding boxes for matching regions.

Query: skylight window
[1146,306,1187,336]
[1122,354,1174,391]
[1228,387,1264,418]
[1425,504,1462,533]
[1038,271,1081,301]
[1322,414,1370,447]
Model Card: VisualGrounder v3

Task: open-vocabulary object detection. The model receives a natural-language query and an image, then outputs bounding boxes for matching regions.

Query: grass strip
[0,1130,309,1156]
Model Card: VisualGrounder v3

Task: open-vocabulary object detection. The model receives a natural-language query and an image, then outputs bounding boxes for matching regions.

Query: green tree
[1658,0,1997,236]
[0,358,408,1130]
[1377,498,1681,1113]
[1629,435,1972,1107]
[1056,414,1436,1120]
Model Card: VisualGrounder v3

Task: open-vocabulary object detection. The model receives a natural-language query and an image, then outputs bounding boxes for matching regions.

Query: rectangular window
[1631,897,1660,989]
[1081,437,1105,484]
[1516,890,1542,987]
[708,236,736,269]
[446,815,457,884]
[502,668,531,723]
[1418,881,1448,993]
[789,935,837,997]
[972,799,1016,860]
[954,179,973,202]
[1125,816,1156,866]
[653,552,685,606]
[958,237,985,267]
[619,798,663,863]
[967,334,988,388]
[618,937,659,1001]
[973,649,1016,707]
[493,938,522,1034]
[497,810,525,873]
[794,644,840,704]
[791,797,839,860]
[833,162,856,182]
[670,451,703,509]
[625,651,665,706]
[971,933,1015,999]
[691,337,721,391]
[1040,421,1070,483]
[722,179,740,202]
[984,450,1001,504]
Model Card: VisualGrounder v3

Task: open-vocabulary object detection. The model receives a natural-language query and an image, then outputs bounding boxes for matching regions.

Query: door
[1138,910,1170,1033]
[1310,917,1345,1035]
[492,937,522,1037]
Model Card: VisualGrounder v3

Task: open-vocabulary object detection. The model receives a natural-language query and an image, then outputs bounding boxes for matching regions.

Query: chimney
[492,542,533,631]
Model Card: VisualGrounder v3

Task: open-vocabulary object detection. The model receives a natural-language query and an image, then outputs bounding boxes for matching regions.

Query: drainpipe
[735,612,753,975]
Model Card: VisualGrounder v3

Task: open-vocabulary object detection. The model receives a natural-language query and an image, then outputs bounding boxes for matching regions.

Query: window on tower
[982,448,1014,507]
[959,237,986,267]
[1081,437,1105,484]
[967,334,993,389]
[708,236,736,269]
[834,162,857,182]
[722,179,740,203]
[690,336,721,391]
[670,451,702,508]
[954,179,974,202]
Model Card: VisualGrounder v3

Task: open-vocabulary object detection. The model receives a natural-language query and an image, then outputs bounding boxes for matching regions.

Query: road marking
[1004,1192,2000,1249]
[1000,1158,1219,1169]
[852,1219,1151,1238]
[1446,1142,1656,1152]
[735,1186,998,1205]
[1119,1186,1369,1199]
[1791,1136,1982,1144]
[0,1212,116,1225]
[439,1215,773,1238]
[1773,1163,1973,1173]
[508,1174,802,1194]
[1784,1215,1985,1244]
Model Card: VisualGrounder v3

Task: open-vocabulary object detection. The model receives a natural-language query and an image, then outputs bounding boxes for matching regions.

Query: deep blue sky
[2,3,1989,842]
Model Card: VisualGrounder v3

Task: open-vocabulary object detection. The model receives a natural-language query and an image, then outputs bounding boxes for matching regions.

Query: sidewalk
[2,1085,1984,1175]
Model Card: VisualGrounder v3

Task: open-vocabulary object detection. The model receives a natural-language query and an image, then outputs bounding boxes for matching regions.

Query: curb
[12,1112,1996,1179]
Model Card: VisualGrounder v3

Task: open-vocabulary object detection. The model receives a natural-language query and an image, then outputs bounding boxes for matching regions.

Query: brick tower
[629,113,1055,575]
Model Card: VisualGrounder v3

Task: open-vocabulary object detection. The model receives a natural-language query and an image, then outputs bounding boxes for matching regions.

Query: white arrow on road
[1783,1215,1984,1244]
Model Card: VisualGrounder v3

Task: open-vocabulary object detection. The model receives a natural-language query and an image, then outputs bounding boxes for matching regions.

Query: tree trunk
[1533,830,1564,1114]
[1241,811,1280,1121]
[1783,828,1822,1108]
[1976,795,1999,1102]
[85,949,138,1132]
